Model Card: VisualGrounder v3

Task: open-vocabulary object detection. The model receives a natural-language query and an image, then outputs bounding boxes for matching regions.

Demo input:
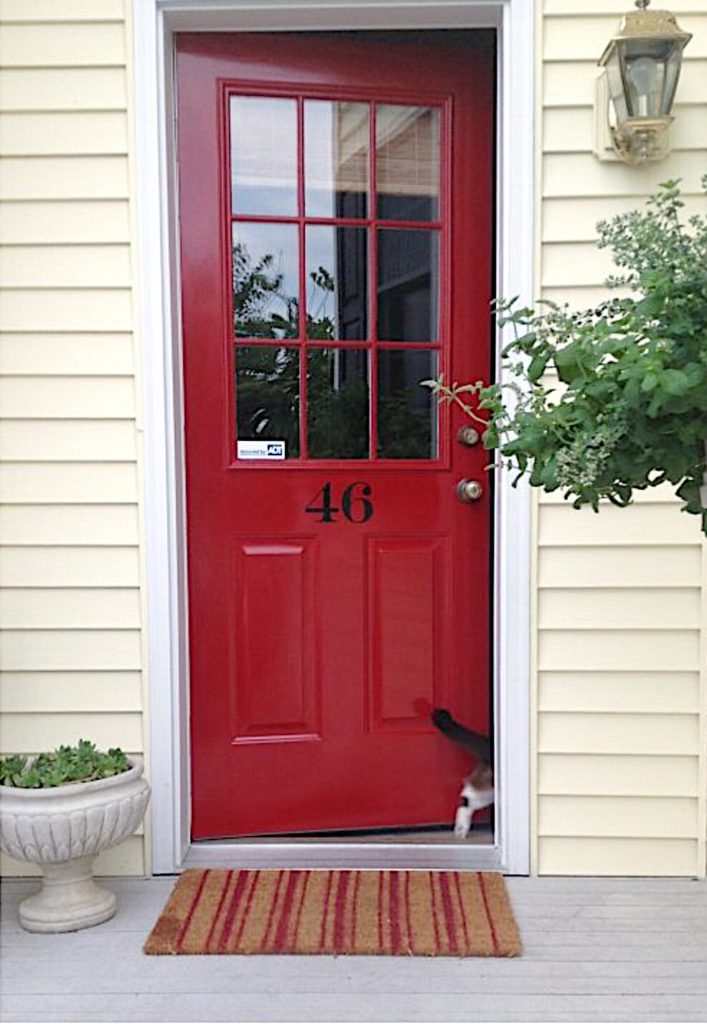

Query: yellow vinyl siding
[543,153,707,204]
[1,291,133,332]
[0,156,130,199]
[538,754,699,796]
[544,104,707,153]
[0,421,137,461]
[0,24,127,66]
[0,589,141,629]
[0,377,135,417]
[0,506,139,545]
[0,245,132,288]
[0,201,131,244]
[542,194,707,241]
[539,545,703,588]
[0,67,128,111]
[1,673,142,713]
[0,335,135,375]
[0,0,124,21]
[539,590,701,631]
[539,796,699,838]
[543,15,707,60]
[0,548,140,588]
[537,838,700,876]
[0,463,139,502]
[544,57,707,107]
[0,112,129,156]
[536,0,707,876]
[0,713,142,753]
[539,673,701,714]
[0,2,146,876]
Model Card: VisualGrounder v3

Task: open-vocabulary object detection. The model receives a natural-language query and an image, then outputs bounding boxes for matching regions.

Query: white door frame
[132,0,534,875]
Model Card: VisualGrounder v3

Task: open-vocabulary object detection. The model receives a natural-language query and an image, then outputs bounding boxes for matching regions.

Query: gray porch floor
[1,875,706,1023]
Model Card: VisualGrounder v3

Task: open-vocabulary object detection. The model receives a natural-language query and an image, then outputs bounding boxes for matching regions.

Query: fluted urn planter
[0,757,150,933]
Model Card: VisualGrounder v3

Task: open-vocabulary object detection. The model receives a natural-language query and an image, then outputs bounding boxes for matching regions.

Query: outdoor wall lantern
[596,0,691,165]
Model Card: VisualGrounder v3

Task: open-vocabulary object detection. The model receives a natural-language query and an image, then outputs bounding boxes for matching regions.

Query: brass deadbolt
[457,426,480,447]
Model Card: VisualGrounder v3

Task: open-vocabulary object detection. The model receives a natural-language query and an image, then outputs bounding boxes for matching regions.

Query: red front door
[177,32,494,839]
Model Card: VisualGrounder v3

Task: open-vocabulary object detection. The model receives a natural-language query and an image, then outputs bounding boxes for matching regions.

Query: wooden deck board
[2,876,706,1022]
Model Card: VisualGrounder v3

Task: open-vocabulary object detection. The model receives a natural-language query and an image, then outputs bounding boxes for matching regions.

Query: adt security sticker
[237,440,286,460]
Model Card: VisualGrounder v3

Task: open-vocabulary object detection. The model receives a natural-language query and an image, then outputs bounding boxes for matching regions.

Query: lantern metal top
[598,0,692,67]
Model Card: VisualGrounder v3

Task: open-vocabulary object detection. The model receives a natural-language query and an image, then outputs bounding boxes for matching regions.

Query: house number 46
[304,482,374,524]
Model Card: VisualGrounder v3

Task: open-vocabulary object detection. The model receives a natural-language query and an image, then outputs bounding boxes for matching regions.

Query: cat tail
[430,708,492,762]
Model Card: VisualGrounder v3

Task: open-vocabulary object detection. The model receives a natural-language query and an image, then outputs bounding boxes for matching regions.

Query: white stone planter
[0,757,150,933]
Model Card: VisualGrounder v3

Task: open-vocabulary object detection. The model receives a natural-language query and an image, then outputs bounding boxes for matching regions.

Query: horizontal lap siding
[0,2,146,876]
[536,2,707,876]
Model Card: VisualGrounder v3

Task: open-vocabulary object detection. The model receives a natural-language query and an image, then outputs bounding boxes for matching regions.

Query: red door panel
[177,31,494,839]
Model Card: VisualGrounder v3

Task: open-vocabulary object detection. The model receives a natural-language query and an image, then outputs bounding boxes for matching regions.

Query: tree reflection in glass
[233,225,299,339]
[307,349,369,459]
[378,350,437,459]
[235,345,300,458]
[233,237,339,341]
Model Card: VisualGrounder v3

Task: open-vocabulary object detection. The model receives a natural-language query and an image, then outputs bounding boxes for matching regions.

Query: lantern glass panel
[624,53,663,118]
[621,38,679,118]
[661,44,685,114]
[605,46,629,124]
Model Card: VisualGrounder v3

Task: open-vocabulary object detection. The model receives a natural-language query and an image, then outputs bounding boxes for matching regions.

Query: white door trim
[132,0,534,876]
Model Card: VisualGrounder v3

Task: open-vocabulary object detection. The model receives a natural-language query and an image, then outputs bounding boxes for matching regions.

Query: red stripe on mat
[479,872,501,956]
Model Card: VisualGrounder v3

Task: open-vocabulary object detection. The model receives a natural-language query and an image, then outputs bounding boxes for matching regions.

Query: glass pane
[230,96,298,216]
[377,350,437,459]
[624,46,668,118]
[306,226,368,340]
[377,228,439,342]
[235,346,300,459]
[376,105,440,222]
[233,222,299,339]
[307,349,369,459]
[305,101,369,218]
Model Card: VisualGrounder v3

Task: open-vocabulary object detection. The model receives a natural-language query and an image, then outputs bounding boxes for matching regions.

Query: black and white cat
[431,708,494,838]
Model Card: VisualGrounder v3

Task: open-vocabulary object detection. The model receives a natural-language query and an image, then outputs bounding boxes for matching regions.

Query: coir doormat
[144,869,521,957]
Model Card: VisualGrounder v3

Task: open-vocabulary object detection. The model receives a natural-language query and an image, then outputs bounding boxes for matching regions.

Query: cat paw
[454,809,472,839]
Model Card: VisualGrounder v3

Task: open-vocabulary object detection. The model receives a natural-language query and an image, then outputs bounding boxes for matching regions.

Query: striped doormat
[144,869,521,957]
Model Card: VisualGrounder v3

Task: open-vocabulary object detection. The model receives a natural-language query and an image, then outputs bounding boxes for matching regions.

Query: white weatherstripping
[132,0,534,876]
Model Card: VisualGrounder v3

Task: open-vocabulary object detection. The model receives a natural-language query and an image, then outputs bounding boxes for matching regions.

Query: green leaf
[661,369,690,396]
[553,344,585,384]
[528,353,549,383]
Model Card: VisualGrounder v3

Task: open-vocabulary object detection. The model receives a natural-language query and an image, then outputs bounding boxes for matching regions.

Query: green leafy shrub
[426,178,707,533]
[0,740,129,789]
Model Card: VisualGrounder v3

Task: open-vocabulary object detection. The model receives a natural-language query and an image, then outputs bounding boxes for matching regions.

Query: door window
[230,96,444,462]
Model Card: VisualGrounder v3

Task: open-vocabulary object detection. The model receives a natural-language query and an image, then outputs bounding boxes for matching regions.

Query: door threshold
[182,837,502,871]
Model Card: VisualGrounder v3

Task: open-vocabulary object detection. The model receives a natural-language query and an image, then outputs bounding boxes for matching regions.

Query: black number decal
[305,482,374,523]
[341,482,374,524]
[304,482,340,523]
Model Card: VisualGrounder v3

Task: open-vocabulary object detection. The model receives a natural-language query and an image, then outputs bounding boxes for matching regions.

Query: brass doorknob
[457,479,483,503]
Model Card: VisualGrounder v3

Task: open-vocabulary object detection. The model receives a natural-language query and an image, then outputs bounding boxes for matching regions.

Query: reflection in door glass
[305,101,369,219]
[377,229,439,342]
[233,222,299,339]
[307,349,369,459]
[235,346,300,458]
[377,349,438,459]
[306,226,368,340]
[376,105,440,222]
[230,96,298,216]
